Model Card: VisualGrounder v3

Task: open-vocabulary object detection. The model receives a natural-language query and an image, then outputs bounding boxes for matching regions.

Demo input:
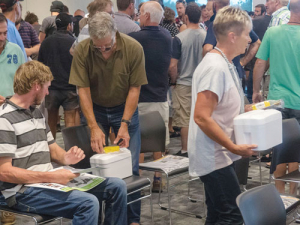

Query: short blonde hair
[213,6,252,41]
[87,0,112,18]
[14,61,53,95]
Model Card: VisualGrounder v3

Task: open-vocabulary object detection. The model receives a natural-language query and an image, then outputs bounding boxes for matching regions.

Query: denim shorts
[45,89,79,111]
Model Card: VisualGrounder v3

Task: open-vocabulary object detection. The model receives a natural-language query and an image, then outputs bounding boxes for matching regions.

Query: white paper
[139,155,189,173]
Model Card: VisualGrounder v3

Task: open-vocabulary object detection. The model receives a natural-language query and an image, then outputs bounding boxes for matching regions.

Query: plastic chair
[61,124,153,223]
[236,184,286,225]
[139,111,203,224]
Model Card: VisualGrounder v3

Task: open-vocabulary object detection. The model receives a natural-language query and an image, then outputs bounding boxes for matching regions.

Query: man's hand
[49,169,79,185]
[0,95,5,106]
[64,146,85,165]
[252,92,263,103]
[90,126,106,154]
[229,144,257,157]
[114,123,130,148]
[244,104,254,112]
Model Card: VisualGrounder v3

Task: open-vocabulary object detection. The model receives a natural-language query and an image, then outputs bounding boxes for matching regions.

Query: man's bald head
[74,9,85,17]
[141,1,163,24]
[290,0,300,13]
[215,0,230,8]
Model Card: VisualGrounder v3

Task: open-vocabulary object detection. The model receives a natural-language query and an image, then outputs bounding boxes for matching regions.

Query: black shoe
[169,131,180,138]
[175,151,188,157]
[173,126,181,132]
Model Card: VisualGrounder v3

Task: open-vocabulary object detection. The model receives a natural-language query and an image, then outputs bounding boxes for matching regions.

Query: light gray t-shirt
[114,12,140,35]
[40,16,56,33]
[188,53,241,177]
[172,28,206,86]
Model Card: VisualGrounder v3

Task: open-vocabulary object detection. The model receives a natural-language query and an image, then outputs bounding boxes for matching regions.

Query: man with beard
[0,13,25,99]
[0,0,27,60]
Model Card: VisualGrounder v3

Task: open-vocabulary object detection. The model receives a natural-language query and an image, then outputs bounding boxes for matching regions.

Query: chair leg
[166,175,172,225]
[259,152,262,185]
[149,182,154,224]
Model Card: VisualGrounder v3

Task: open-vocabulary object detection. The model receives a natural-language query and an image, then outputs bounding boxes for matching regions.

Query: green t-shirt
[0,42,25,97]
[69,32,148,107]
[256,24,300,110]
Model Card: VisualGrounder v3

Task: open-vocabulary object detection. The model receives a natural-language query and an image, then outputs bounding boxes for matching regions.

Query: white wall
[21,0,118,23]
[253,0,266,8]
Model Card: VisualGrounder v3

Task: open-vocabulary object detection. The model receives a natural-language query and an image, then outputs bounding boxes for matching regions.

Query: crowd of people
[0,0,299,224]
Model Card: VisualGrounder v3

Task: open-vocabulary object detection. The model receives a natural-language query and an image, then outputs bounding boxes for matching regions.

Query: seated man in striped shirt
[0,61,127,225]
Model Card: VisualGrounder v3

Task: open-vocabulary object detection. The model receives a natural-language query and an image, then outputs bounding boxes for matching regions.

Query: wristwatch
[121,119,131,126]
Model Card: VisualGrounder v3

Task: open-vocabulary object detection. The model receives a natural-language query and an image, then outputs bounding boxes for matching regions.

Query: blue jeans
[200,164,243,225]
[0,178,127,225]
[93,103,141,224]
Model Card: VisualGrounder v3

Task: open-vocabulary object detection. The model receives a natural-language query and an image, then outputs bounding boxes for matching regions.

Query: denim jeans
[0,178,127,225]
[93,103,141,224]
[200,164,243,225]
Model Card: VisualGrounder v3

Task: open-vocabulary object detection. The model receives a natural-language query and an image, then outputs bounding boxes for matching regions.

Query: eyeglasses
[93,37,115,53]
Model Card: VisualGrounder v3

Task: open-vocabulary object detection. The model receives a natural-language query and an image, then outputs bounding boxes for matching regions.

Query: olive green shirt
[69,32,147,107]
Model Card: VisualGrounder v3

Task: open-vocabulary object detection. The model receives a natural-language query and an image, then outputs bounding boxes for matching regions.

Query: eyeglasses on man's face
[93,37,116,53]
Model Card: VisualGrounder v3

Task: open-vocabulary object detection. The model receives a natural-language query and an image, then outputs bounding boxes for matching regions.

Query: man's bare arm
[25,44,41,57]
[240,39,261,67]
[252,59,268,103]
[114,86,141,147]
[39,32,46,43]
[168,58,179,84]
[0,157,78,185]
[202,44,213,58]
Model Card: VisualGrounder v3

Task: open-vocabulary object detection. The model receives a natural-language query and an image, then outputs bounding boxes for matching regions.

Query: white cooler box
[233,109,282,151]
[90,148,132,179]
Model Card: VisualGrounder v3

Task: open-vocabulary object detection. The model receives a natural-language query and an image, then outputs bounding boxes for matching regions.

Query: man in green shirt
[0,13,25,98]
[253,0,300,195]
[69,12,147,225]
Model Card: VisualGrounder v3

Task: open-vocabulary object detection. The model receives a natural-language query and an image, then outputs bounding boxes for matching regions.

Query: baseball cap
[0,0,23,12]
[50,0,64,13]
[55,12,75,28]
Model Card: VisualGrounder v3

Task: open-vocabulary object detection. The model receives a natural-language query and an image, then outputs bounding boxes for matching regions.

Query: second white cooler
[233,109,282,151]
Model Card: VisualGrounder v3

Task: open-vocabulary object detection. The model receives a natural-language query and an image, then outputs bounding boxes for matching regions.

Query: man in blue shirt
[129,1,172,192]
[202,0,261,80]
[0,0,27,61]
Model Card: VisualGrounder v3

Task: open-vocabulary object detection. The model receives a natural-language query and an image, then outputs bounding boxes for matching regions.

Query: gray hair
[143,1,164,24]
[88,12,117,39]
[213,6,252,41]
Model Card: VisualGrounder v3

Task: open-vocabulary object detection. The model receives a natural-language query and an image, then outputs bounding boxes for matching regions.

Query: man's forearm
[0,160,59,184]
[122,86,141,120]
[25,44,40,56]
[49,142,67,165]
[169,65,178,83]
[202,44,213,58]
[39,32,46,43]
[253,59,268,93]
[78,87,98,129]
[240,40,261,66]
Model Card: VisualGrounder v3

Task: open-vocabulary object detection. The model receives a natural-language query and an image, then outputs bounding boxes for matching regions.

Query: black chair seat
[277,170,300,182]
[124,176,151,193]
[0,205,60,223]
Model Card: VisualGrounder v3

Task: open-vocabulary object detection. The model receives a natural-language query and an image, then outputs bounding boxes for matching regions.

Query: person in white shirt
[188,6,257,225]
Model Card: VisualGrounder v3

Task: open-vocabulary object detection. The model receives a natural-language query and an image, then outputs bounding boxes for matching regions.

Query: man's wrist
[121,119,131,127]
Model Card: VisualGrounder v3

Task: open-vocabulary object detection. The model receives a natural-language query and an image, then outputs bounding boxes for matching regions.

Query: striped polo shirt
[269,6,290,28]
[0,99,55,206]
